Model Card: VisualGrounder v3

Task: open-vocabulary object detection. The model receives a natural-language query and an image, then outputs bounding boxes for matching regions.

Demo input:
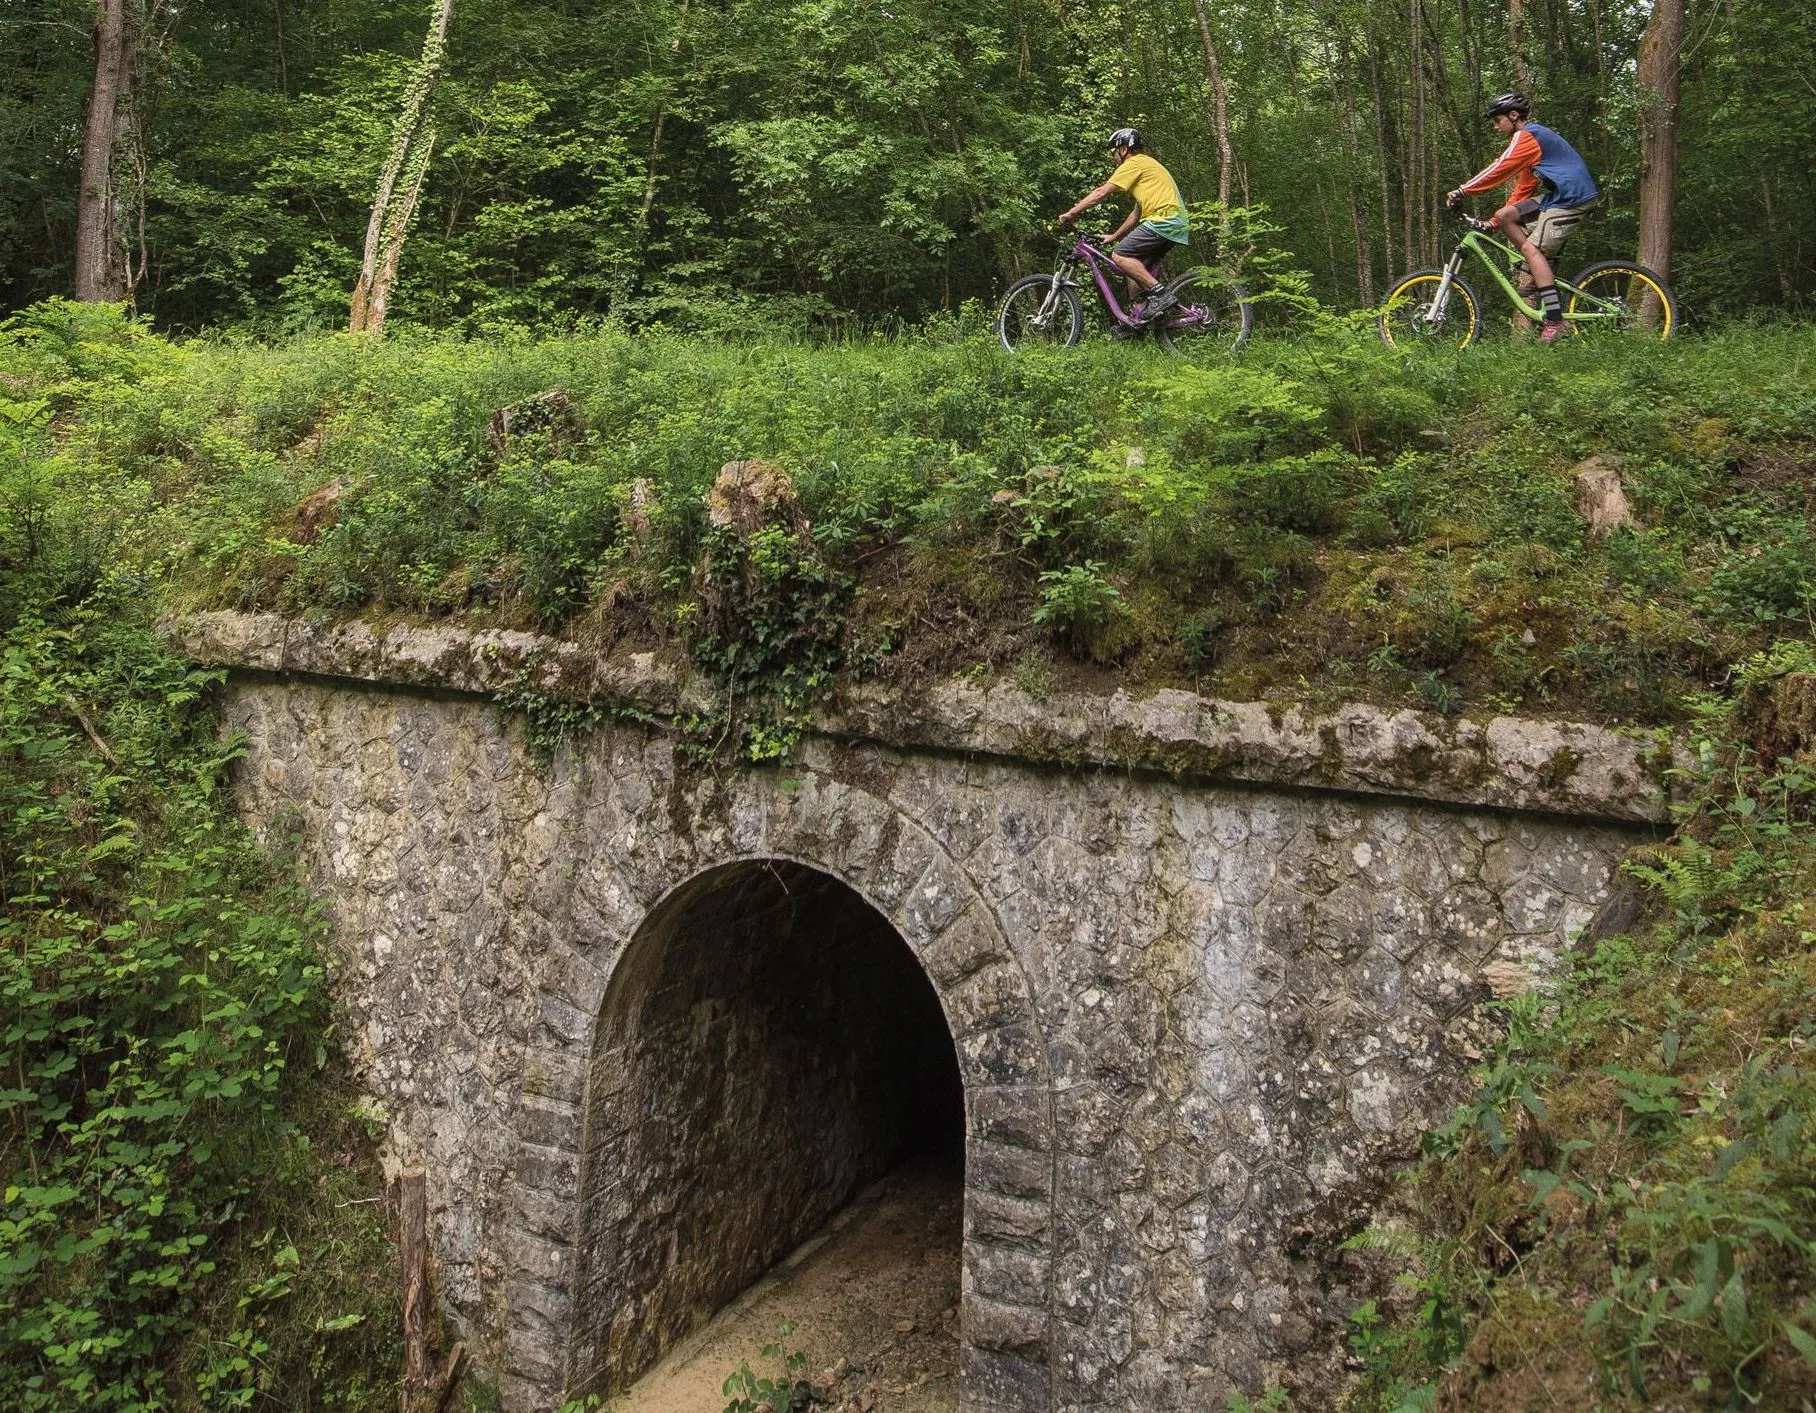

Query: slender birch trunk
[1188,0,1236,212]
[349,0,455,335]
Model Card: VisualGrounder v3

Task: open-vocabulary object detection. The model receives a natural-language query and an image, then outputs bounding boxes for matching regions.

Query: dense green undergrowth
[1,309,399,1408]
[1344,647,1816,1412]
[7,301,1813,739]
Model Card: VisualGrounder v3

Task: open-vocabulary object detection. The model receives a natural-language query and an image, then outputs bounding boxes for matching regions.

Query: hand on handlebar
[1445,189,1466,212]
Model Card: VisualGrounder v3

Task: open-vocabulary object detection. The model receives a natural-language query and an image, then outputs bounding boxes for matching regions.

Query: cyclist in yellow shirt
[1058,127,1192,321]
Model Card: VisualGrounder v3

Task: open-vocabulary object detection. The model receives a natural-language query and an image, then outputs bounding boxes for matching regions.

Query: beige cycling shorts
[1511,198,1594,257]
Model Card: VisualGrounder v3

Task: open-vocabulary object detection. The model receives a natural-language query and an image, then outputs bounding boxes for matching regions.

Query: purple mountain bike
[996,235,1252,354]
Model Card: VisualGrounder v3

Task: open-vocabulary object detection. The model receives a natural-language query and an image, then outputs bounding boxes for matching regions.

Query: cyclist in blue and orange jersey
[1058,127,1191,324]
[1445,92,1599,342]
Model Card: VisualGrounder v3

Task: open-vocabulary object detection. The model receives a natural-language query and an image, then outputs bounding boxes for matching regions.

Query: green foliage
[720,1319,826,1413]
[9,308,1816,733]
[0,305,397,1407]
[1034,561,1130,662]
[1350,644,1816,1410]
[6,0,1813,325]
[689,522,850,762]
[491,672,608,771]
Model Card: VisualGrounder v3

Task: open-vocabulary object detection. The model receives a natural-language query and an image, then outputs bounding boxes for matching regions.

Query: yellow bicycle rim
[1569,270,1674,339]
[1383,276,1477,350]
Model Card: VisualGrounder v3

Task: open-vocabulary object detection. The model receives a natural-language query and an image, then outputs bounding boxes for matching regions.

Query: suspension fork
[1033,265,1070,325]
[1426,247,1468,320]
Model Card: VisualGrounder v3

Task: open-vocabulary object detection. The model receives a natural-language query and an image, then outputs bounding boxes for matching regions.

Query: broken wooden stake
[397,1170,465,1412]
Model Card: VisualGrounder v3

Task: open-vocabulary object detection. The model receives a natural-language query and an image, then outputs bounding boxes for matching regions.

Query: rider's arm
[1453,129,1540,199]
[1059,181,1120,224]
[1104,206,1140,242]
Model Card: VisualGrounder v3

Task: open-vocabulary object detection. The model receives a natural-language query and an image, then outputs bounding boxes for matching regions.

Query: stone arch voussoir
[512,763,1056,1413]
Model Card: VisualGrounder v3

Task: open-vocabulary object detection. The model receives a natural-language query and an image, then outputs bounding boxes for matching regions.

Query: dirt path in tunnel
[607,1161,963,1413]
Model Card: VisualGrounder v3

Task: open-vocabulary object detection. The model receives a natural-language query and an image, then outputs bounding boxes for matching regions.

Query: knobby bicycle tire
[1565,260,1679,341]
[1379,269,1483,350]
[998,275,1083,351]
[1154,268,1253,355]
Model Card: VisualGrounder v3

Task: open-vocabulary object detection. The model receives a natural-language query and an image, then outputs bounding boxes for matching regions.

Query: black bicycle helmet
[1485,91,1532,120]
[1107,126,1143,153]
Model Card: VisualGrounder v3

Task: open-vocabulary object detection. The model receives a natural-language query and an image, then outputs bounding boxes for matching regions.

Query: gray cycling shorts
[1510,199,1594,257]
[1114,224,1187,273]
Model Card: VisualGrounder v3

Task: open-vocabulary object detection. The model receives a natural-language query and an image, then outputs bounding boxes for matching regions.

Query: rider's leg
[1110,251,1163,294]
[1111,226,1177,320]
[1496,201,1562,327]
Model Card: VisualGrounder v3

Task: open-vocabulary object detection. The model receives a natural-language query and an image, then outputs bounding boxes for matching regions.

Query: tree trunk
[1188,0,1236,212]
[634,0,693,251]
[1456,0,1483,131]
[1367,35,1397,281]
[350,0,455,335]
[1407,0,1425,264]
[74,0,131,302]
[1331,28,1374,301]
[1508,0,1532,89]
[1636,0,1683,283]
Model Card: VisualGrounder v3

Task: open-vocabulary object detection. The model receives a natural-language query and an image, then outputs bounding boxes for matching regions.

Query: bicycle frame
[1027,237,1212,333]
[1423,221,1626,326]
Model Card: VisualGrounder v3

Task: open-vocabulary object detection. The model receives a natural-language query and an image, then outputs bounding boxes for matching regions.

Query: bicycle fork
[1425,249,1468,323]
[1031,271,1069,330]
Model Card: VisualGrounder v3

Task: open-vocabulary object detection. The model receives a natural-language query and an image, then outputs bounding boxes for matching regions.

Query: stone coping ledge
[170,610,1680,824]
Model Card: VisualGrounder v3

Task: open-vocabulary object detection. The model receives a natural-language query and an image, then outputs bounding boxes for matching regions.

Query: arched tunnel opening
[569,859,966,1402]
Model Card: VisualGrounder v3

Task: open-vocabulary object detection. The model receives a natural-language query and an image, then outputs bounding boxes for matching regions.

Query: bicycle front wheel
[1565,261,1678,341]
[1379,269,1482,350]
[997,275,1083,351]
[1154,269,1253,355]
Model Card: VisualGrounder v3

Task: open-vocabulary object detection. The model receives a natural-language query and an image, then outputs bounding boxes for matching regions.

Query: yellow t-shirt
[1108,154,1185,225]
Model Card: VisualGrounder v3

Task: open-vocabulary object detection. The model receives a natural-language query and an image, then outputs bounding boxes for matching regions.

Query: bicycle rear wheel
[1153,269,1253,355]
[998,275,1083,351]
[1564,261,1678,341]
[1379,269,1482,350]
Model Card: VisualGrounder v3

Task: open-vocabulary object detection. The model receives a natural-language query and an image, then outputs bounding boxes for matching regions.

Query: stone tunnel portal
[567,859,966,1399]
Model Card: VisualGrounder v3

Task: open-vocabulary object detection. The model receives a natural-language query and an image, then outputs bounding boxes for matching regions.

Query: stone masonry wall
[215,661,1649,1412]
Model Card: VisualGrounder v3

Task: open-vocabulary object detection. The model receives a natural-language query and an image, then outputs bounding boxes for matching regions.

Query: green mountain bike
[1379,213,1679,348]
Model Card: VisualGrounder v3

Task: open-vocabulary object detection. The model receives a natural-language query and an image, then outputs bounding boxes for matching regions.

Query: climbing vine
[685,523,850,763]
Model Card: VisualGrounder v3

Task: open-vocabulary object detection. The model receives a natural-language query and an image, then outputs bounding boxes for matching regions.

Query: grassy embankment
[3,299,1814,1409]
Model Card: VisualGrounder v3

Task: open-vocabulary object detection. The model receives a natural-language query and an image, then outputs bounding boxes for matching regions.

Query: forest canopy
[1,0,1811,332]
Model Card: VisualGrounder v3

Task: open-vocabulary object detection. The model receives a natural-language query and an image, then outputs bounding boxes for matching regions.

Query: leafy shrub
[1349,645,1816,1410]
[0,591,396,1409]
[720,1319,826,1413]
[0,307,398,1407]
[1035,561,1132,662]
